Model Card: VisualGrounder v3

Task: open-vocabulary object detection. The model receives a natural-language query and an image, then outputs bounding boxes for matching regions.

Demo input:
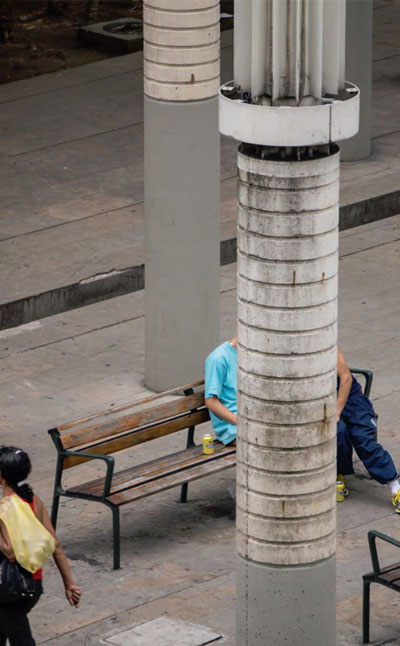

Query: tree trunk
[85,0,101,24]
[47,1,67,18]
[0,0,12,44]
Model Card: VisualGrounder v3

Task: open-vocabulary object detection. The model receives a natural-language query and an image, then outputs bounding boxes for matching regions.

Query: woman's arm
[0,517,15,562]
[33,496,81,608]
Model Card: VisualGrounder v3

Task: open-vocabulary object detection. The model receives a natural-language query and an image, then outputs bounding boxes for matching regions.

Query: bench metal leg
[51,455,64,529]
[180,483,188,503]
[363,580,371,643]
[112,507,120,570]
[51,492,61,529]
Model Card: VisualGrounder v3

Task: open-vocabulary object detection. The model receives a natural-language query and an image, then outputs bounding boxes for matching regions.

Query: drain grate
[103,21,142,35]
[103,616,222,646]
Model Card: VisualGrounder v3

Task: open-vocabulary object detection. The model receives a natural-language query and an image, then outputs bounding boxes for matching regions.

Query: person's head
[0,446,33,502]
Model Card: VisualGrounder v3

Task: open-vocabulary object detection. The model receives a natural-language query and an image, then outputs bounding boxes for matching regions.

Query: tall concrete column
[144,0,220,391]
[220,2,359,643]
[341,0,373,160]
[236,145,339,646]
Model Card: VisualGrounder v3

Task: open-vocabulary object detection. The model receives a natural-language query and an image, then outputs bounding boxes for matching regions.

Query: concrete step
[1,191,400,331]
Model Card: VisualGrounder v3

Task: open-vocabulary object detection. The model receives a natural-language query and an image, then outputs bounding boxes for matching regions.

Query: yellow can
[336,482,345,503]
[202,434,214,455]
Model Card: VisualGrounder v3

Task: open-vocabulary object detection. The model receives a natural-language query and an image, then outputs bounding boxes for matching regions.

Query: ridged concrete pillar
[144,0,220,391]
[236,145,339,646]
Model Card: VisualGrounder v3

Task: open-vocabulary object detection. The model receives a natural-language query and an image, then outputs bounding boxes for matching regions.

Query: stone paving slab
[101,617,222,646]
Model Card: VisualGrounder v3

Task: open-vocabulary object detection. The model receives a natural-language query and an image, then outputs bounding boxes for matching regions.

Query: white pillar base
[236,554,336,646]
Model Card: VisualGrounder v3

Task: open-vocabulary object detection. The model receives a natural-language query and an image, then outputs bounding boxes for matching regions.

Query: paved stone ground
[0,214,399,644]
[0,1,399,321]
[1,1,400,643]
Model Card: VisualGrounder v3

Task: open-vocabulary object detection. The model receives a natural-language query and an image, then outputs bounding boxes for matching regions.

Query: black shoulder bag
[0,557,35,603]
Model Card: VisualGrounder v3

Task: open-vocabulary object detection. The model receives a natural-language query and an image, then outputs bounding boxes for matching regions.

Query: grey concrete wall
[341,0,373,161]
[144,96,220,391]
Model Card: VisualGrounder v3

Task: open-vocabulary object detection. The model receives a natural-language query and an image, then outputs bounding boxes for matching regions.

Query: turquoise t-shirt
[204,341,237,445]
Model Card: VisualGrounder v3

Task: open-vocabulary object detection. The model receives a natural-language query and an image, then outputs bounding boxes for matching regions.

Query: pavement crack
[8,121,143,158]
[7,314,144,357]
[373,52,400,62]
[340,235,400,258]
[372,128,400,140]
[0,201,143,243]
[337,511,394,535]
[0,68,141,107]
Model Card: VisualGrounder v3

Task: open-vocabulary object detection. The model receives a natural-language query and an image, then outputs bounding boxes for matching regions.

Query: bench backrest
[350,368,373,398]
[49,380,209,469]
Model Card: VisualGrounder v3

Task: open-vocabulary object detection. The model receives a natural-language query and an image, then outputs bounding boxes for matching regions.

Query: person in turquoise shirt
[204,336,237,445]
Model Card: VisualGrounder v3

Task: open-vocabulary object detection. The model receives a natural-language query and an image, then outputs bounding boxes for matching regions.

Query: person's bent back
[204,337,237,446]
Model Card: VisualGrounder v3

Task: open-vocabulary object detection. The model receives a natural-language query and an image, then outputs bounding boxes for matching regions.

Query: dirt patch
[0,0,142,85]
[0,0,234,86]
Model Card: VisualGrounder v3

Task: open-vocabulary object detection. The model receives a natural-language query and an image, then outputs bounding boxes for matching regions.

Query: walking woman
[0,446,81,645]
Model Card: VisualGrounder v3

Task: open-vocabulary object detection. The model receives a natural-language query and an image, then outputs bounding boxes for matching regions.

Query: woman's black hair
[0,446,33,503]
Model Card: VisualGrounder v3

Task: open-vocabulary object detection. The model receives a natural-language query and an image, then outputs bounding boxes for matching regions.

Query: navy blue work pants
[337,391,397,485]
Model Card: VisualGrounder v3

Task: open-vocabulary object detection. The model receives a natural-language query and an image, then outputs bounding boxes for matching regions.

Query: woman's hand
[65,582,81,608]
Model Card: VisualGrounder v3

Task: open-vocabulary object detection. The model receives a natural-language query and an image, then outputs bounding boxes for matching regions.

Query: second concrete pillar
[144,0,220,391]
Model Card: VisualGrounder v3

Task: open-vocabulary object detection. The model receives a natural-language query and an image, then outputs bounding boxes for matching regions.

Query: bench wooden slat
[62,408,210,469]
[109,443,232,492]
[61,391,206,450]
[380,562,400,575]
[66,443,233,497]
[379,565,400,587]
[107,452,236,506]
[57,379,205,432]
[380,578,400,589]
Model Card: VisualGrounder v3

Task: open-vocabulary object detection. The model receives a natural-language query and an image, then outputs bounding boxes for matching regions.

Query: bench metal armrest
[367,530,400,577]
[60,450,115,497]
[349,368,373,398]
[184,387,196,448]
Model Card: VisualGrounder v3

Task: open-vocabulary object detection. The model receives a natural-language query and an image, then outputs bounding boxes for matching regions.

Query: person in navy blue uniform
[336,348,400,511]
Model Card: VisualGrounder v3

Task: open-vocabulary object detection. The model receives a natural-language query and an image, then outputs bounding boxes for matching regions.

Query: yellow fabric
[0,494,55,573]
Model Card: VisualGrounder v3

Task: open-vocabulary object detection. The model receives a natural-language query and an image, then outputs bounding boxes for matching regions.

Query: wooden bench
[48,366,373,570]
[362,530,400,643]
[350,368,373,399]
[48,380,236,569]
